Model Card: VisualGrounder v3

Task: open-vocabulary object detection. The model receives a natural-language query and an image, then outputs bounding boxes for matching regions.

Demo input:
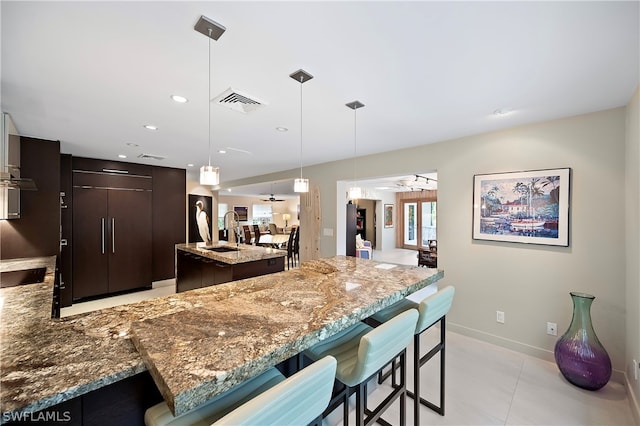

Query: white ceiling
[2,1,638,196]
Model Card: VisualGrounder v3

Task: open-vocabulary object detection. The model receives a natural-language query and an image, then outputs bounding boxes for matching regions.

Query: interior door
[107,189,152,293]
[72,187,109,299]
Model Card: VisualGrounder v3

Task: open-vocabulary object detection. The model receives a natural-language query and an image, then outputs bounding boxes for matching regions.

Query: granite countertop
[0,255,443,420]
[176,242,285,264]
[130,257,443,416]
[1,257,288,417]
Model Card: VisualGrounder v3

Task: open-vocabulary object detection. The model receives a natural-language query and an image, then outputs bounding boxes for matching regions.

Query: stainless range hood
[1,113,36,219]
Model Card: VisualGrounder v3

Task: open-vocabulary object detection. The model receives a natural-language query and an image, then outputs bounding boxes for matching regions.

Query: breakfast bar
[1,256,443,423]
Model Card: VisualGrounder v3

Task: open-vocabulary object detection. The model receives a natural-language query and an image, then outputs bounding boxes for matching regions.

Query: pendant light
[195,16,225,186]
[289,69,313,193]
[346,100,364,200]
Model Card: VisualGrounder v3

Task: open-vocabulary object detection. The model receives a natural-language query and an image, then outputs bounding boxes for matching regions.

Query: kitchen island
[175,242,286,293]
[1,255,443,424]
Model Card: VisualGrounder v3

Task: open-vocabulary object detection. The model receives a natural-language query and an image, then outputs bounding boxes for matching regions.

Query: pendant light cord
[353,107,357,183]
[208,28,212,168]
[299,76,304,180]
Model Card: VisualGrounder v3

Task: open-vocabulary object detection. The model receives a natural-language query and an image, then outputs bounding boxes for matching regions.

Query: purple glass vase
[554,292,611,390]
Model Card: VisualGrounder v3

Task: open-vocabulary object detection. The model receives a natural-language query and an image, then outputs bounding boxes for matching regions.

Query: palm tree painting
[473,168,570,246]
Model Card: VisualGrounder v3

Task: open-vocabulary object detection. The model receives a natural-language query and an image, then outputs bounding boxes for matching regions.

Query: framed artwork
[384,204,394,228]
[472,168,571,246]
[188,194,212,244]
[233,206,248,221]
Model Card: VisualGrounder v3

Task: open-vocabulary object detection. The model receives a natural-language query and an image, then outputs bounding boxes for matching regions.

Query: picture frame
[384,204,394,228]
[188,194,212,243]
[472,168,570,246]
[233,206,248,221]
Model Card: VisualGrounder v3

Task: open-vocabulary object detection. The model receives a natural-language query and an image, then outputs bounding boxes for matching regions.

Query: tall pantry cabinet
[71,158,154,300]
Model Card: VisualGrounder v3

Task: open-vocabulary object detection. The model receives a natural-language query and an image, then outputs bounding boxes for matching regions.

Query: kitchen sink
[205,246,239,253]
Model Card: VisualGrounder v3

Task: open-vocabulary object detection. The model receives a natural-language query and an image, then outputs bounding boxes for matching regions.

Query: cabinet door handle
[111,218,116,254]
[101,218,105,254]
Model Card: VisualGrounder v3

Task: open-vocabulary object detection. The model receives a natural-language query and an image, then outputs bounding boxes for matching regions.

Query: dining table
[129,255,444,416]
[256,233,290,248]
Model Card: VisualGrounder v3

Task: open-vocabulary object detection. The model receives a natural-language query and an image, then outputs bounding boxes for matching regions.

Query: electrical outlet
[547,322,557,336]
[496,310,505,324]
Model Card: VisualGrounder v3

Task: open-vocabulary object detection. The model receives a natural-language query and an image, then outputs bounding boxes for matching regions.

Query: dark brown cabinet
[346,203,357,257]
[175,250,284,293]
[72,187,152,299]
[72,158,153,300]
[152,166,186,281]
[176,251,233,292]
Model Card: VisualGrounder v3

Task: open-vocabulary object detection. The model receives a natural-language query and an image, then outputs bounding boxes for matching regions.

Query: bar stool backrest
[345,309,418,387]
[416,286,455,334]
[213,355,337,425]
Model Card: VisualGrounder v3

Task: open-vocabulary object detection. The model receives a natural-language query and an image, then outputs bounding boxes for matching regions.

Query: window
[252,204,273,224]
[421,201,437,245]
[218,203,228,229]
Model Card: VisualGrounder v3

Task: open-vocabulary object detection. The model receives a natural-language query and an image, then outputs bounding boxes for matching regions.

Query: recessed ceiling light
[118,154,127,159]
[171,95,188,103]
[126,142,139,147]
[218,149,227,154]
[187,163,194,167]
[276,127,288,132]
[144,124,158,130]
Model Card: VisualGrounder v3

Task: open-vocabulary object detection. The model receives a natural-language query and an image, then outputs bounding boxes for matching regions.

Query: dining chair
[304,309,419,426]
[241,225,252,245]
[252,225,261,245]
[369,286,455,424]
[293,225,300,264]
[286,229,296,269]
[145,356,337,426]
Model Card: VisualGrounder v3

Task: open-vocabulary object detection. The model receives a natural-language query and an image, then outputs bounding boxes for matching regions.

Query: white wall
[625,86,639,419]
[299,108,628,378]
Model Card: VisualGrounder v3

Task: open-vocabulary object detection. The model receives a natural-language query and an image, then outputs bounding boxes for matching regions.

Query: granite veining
[1,255,443,421]
[130,256,443,416]
[176,242,285,264]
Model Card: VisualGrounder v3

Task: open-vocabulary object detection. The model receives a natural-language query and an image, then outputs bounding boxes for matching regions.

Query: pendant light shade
[294,178,309,193]
[195,16,225,186]
[290,69,313,193]
[346,100,365,201]
[200,165,219,186]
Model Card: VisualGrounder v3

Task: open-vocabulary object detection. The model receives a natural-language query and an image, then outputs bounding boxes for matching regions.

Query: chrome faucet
[223,210,241,247]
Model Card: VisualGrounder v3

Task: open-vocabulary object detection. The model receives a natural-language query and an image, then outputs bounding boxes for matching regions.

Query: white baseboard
[447,322,626,385]
[625,374,640,426]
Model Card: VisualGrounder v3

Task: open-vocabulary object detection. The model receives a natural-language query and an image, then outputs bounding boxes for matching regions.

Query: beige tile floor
[332,327,636,426]
[61,248,637,425]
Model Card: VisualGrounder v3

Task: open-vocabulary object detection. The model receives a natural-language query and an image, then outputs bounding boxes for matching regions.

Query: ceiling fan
[261,194,285,202]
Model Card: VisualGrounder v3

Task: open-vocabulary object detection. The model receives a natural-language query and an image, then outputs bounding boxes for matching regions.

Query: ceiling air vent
[213,88,266,114]
[137,154,165,161]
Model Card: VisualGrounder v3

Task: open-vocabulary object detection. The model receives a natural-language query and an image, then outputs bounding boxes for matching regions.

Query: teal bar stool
[304,309,419,426]
[145,355,336,426]
[369,285,455,425]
